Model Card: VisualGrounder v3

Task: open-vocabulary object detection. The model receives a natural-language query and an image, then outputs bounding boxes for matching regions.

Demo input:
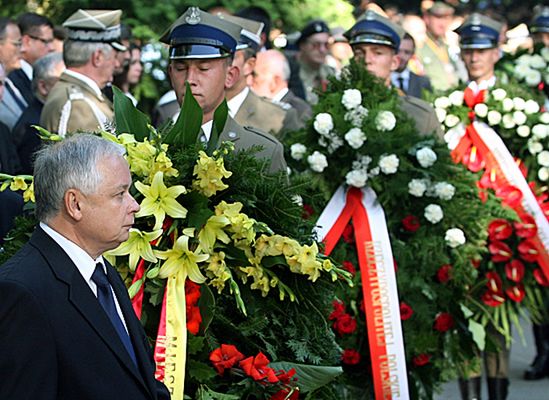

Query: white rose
[433,182,456,200]
[502,98,514,112]
[408,179,428,197]
[530,54,547,69]
[445,228,466,248]
[444,114,460,128]
[542,47,549,62]
[540,112,549,124]
[307,151,328,172]
[375,110,397,131]
[435,108,447,123]
[533,124,549,139]
[487,110,502,126]
[424,204,444,224]
[491,88,507,101]
[341,89,362,110]
[513,97,526,111]
[517,125,531,137]
[502,114,516,129]
[290,143,307,160]
[378,154,399,174]
[416,147,437,168]
[448,90,464,106]
[345,169,368,188]
[525,69,542,86]
[313,113,334,135]
[513,110,527,126]
[344,127,366,149]
[538,150,549,167]
[528,139,543,154]
[474,103,489,118]
[434,96,451,109]
[524,99,541,115]
[514,64,531,79]
[516,54,532,66]
[539,167,549,181]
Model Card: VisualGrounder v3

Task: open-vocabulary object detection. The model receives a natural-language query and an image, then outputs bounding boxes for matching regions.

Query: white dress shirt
[227,87,249,117]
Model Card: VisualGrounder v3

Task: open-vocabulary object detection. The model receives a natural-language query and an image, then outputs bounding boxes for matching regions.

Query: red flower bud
[402,215,421,232]
[518,239,539,263]
[400,302,414,320]
[302,204,315,219]
[514,214,538,238]
[488,219,513,241]
[342,349,361,365]
[333,313,357,336]
[342,260,356,275]
[413,353,431,367]
[329,300,346,321]
[342,224,355,244]
[433,312,454,332]
[489,241,513,263]
[505,259,525,283]
[505,284,525,302]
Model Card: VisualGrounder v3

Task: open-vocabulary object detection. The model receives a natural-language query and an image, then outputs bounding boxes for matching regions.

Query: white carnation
[341,89,362,110]
[528,139,543,154]
[434,96,451,109]
[502,113,516,129]
[539,167,549,181]
[491,88,507,101]
[513,97,526,111]
[408,179,428,197]
[375,110,396,131]
[344,128,366,149]
[433,182,456,200]
[416,147,437,168]
[424,204,444,224]
[474,103,488,118]
[345,169,368,188]
[487,110,502,126]
[290,143,307,160]
[502,98,514,112]
[516,54,532,66]
[530,54,547,69]
[538,150,549,167]
[525,69,542,86]
[448,90,464,106]
[513,110,527,126]
[435,108,447,123]
[517,125,531,137]
[313,113,334,135]
[445,228,466,248]
[378,154,399,174]
[514,64,531,79]
[307,151,328,172]
[524,99,541,115]
[532,124,549,139]
[444,114,460,128]
[540,112,549,124]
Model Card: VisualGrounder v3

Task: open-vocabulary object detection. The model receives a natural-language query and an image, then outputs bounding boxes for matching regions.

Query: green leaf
[198,284,216,333]
[468,319,486,351]
[164,82,202,146]
[196,385,240,400]
[187,334,205,355]
[184,192,214,229]
[460,304,474,319]
[113,86,150,141]
[186,360,217,382]
[205,99,228,155]
[269,362,343,393]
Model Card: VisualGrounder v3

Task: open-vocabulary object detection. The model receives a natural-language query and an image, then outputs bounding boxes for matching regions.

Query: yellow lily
[10,176,28,191]
[155,235,208,283]
[23,182,35,203]
[198,214,231,253]
[107,228,162,271]
[135,171,187,230]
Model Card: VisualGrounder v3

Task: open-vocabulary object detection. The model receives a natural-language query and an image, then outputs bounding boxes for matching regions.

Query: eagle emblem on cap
[470,14,481,26]
[365,10,376,20]
[314,23,322,32]
[185,7,201,25]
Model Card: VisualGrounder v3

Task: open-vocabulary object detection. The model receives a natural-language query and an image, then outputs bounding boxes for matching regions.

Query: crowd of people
[0,1,548,399]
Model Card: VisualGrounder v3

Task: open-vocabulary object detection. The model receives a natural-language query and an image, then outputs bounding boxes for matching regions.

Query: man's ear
[390,53,400,72]
[64,189,84,221]
[91,49,103,67]
[243,57,256,77]
[225,63,240,89]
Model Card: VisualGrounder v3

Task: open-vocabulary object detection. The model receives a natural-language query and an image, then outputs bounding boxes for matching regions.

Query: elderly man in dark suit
[0,134,170,400]
[391,32,432,99]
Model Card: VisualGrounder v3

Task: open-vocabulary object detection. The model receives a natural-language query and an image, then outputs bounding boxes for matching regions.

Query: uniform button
[228,132,237,139]
[200,135,207,143]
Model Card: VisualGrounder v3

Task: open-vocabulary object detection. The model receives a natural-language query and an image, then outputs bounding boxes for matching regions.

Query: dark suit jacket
[12,96,43,174]
[0,121,21,175]
[0,227,170,400]
[8,68,34,105]
[407,71,432,100]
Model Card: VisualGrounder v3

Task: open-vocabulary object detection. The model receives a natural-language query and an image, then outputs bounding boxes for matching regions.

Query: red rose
[433,312,454,332]
[534,269,549,287]
[400,302,414,321]
[329,300,346,321]
[240,352,279,383]
[518,239,539,263]
[413,354,431,367]
[505,259,525,283]
[481,290,505,307]
[333,313,357,336]
[209,344,245,375]
[488,241,513,263]
[402,215,420,232]
[506,284,525,302]
[342,224,355,243]
[514,214,537,238]
[437,264,452,283]
[342,261,356,275]
[302,204,315,219]
[488,219,513,241]
[341,349,361,365]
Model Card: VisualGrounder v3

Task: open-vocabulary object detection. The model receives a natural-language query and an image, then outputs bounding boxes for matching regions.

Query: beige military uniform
[234,90,302,139]
[40,71,113,135]
[398,94,444,140]
[417,34,460,92]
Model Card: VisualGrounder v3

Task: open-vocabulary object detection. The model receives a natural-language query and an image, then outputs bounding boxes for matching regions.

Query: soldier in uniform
[162,7,287,174]
[40,9,126,135]
[219,13,302,138]
[530,6,549,48]
[417,2,463,91]
[344,10,443,139]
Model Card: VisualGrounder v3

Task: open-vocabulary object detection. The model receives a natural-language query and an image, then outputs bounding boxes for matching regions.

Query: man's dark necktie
[91,263,137,366]
[397,76,406,92]
[5,79,27,111]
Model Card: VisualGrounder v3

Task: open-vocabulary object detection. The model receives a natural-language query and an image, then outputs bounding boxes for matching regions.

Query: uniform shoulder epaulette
[243,125,280,145]
[272,99,292,110]
[257,95,287,113]
[66,85,84,100]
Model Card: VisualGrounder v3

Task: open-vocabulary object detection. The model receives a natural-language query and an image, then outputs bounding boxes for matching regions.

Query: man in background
[391,32,432,99]
[0,17,24,131]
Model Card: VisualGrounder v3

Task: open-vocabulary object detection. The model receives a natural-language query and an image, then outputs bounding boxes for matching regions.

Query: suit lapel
[234,91,255,123]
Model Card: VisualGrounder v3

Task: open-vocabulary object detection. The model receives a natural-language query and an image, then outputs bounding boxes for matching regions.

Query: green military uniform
[234,90,302,139]
[41,71,114,135]
[398,93,443,140]
[417,33,460,92]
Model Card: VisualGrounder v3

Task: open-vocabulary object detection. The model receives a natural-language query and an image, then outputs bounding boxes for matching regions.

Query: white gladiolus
[528,139,543,154]
[532,124,549,139]
[313,113,334,135]
[538,150,549,167]
[345,169,368,187]
[424,204,443,224]
[290,143,307,160]
[474,103,489,118]
[491,88,507,101]
[434,96,451,109]
[540,112,549,124]
[525,69,542,86]
[445,228,466,248]
[539,167,549,181]
[433,182,456,200]
[416,147,438,168]
[517,125,531,137]
[513,111,527,126]
[375,110,397,131]
[435,108,447,123]
[502,114,516,129]
[378,154,399,174]
[444,114,460,128]
[307,151,328,172]
[408,179,428,197]
[344,128,367,149]
[341,89,362,110]
[513,97,526,111]
[448,90,464,106]
[524,99,541,115]
[502,98,514,112]
[487,110,502,126]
